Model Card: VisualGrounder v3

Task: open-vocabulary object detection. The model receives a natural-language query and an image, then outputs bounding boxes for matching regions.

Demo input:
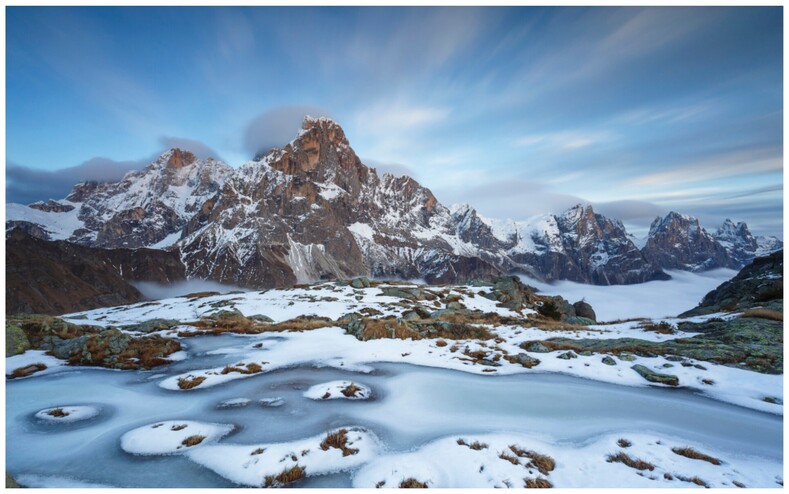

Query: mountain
[5,117,777,289]
[641,212,782,271]
[6,228,185,315]
[714,219,783,266]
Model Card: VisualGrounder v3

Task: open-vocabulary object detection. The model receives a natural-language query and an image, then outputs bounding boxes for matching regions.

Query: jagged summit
[5,118,779,288]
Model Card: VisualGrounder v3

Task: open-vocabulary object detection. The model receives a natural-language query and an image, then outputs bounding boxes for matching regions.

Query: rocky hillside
[5,117,781,289]
[681,250,783,317]
[6,229,185,315]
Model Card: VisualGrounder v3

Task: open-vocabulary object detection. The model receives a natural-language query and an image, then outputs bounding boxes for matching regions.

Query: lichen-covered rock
[602,356,616,366]
[350,277,371,289]
[5,322,30,356]
[128,319,181,333]
[380,286,437,301]
[631,364,679,386]
[564,316,596,326]
[507,353,541,368]
[557,351,578,360]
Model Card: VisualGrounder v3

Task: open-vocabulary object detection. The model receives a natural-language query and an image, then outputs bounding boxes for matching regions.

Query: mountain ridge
[6,116,781,289]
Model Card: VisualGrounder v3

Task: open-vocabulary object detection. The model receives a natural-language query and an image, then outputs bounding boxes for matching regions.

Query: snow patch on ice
[120,420,234,455]
[304,380,371,400]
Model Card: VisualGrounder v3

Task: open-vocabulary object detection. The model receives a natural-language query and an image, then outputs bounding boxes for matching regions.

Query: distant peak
[159,148,198,169]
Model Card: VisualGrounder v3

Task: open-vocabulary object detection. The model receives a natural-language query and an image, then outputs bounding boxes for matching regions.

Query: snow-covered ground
[5,273,784,488]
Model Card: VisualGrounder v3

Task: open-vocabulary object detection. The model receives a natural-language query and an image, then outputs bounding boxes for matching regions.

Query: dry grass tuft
[671,446,721,465]
[525,451,555,475]
[221,362,263,375]
[177,375,206,390]
[732,480,746,488]
[9,363,47,379]
[524,477,553,488]
[251,448,265,456]
[740,308,783,321]
[320,429,359,457]
[606,452,655,471]
[499,452,520,465]
[171,424,188,431]
[617,438,632,448]
[47,408,69,417]
[640,321,676,334]
[341,383,362,398]
[181,435,205,447]
[676,475,709,488]
[399,478,428,488]
[435,339,448,347]
[264,465,305,487]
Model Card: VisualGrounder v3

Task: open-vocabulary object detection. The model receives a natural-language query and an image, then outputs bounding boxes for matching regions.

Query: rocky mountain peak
[163,148,198,169]
[643,211,731,271]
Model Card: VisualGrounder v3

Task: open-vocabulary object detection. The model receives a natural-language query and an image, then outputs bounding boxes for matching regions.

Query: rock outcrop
[641,212,732,271]
[6,229,185,315]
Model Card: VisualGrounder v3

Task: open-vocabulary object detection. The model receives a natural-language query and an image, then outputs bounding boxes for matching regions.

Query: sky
[5,6,783,237]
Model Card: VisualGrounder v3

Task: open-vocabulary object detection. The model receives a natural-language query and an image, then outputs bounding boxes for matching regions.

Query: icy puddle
[6,336,782,488]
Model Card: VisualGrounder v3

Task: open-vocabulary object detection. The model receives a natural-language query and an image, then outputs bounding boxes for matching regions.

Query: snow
[184,427,379,486]
[303,380,372,400]
[353,431,781,488]
[217,398,251,408]
[347,222,375,240]
[34,406,100,423]
[149,230,182,249]
[6,350,68,378]
[120,420,234,455]
[259,397,285,407]
[15,474,113,488]
[317,182,345,201]
[6,201,85,240]
[521,269,737,321]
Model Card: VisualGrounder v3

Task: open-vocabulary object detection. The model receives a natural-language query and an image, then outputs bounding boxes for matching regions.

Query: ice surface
[34,406,100,423]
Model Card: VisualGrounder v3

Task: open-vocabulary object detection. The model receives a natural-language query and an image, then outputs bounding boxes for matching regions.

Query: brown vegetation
[671,446,721,465]
[221,362,263,375]
[617,438,632,448]
[457,438,488,450]
[171,424,188,431]
[435,339,448,347]
[399,478,428,488]
[499,452,520,465]
[524,477,553,488]
[676,474,709,488]
[740,308,783,321]
[264,465,305,487]
[320,429,359,457]
[9,363,47,379]
[251,448,265,456]
[606,452,655,471]
[641,321,676,334]
[177,375,206,390]
[341,383,362,398]
[181,435,205,447]
[47,408,69,417]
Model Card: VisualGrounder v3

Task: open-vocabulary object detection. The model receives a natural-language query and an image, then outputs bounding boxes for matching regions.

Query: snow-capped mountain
[713,219,783,266]
[641,212,782,272]
[5,117,780,288]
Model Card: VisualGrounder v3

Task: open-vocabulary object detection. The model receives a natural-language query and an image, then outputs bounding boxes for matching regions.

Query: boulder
[572,301,596,321]
[602,356,616,366]
[631,364,679,386]
[350,277,371,289]
[557,351,578,360]
[5,322,30,357]
[508,353,541,368]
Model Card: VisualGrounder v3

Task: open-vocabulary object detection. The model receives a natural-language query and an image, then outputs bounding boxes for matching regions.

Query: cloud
[243,105,329,157]
[437,179,584,220]
[159,136,222,161]
[6,157,148,205]
[515,130,614,150]
[592,200,664,222]
[362,158,417,179]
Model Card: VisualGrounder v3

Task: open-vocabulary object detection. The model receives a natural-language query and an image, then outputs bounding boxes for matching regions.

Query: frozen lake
[7,334,782,488]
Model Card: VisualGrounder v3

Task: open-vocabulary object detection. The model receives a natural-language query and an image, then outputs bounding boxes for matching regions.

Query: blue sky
[6,6,783,237]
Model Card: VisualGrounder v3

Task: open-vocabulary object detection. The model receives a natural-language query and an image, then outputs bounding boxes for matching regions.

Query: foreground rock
[7,315,181,371]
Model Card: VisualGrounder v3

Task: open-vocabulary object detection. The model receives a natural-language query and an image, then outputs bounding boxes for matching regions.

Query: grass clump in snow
[9,363,47,379]
[220,362,263,375]
[171,424,188,431]
[341,383,362,398]
[606,452,655,471]
[181,435,205,447]
[264,465,305,487]
[524,477,553,488]
[671,446,721,465]
[250,448,265,456]
[740,308,783,321]
[508,445,555,475]
[640,321,676,334]
[499,452,520,465]
[676,474,709,488]
[457,438,488,450]
[177,375,206,390]
[617,438,632,448]
[399,478,428,488]
[47,408,69,418]
[319,429,359,457]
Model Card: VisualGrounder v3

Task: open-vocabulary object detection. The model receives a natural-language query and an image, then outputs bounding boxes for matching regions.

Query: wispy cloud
[515,130,614,150]
[159,136,222,161]
[243,105,329,157]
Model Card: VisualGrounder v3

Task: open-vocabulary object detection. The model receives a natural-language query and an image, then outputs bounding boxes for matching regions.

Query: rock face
[5,117,778,289]
[6,229,186,315]
[714,219,783,267]
[641,212,732,271]
[681,250,783,316]
[641,213,782,272]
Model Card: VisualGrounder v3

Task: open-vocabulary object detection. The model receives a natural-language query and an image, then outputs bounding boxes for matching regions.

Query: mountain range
[6,117,782,294]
